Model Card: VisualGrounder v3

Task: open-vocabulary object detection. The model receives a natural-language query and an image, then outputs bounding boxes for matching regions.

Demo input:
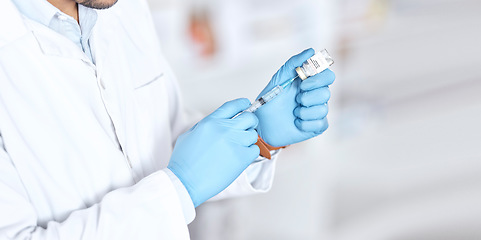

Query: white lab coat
[0,0,276,239]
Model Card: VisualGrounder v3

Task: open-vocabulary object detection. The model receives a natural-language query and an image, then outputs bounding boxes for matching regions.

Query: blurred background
[147,0,481,239]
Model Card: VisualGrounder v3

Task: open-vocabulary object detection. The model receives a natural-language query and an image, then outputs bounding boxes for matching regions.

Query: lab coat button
[99,79,106,89]
[57,15,68,21]
[126,155,133,168]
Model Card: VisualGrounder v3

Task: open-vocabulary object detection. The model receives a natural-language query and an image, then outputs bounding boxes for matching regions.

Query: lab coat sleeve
[209,151,278,201]
[0,136,191,239]
[160,55,202,146]
[163,168,196,222]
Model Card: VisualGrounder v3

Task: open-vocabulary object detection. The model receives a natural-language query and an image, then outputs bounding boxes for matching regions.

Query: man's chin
[77,0,119,10]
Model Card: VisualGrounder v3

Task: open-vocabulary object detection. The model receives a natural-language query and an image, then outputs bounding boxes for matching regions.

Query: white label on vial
[307,54,330,74]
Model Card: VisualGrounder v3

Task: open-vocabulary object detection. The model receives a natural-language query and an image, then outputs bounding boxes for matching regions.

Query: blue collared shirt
[12,0,98,63]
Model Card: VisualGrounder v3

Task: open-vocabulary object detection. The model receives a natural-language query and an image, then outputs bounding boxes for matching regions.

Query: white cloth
[0,0,277,239]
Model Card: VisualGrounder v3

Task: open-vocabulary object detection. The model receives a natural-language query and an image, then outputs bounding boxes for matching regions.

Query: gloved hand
[255,48,335,147]
[168,98,260,207]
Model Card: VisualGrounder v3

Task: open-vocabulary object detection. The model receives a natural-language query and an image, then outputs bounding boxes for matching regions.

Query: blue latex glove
[255,48,335,147]
[168,98,260,207]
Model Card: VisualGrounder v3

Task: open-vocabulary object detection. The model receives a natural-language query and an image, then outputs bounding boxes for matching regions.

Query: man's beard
[77,0,118,9]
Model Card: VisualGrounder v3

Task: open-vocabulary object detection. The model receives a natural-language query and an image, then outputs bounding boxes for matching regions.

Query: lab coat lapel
[21,19,91,64]
[3,0,91,63]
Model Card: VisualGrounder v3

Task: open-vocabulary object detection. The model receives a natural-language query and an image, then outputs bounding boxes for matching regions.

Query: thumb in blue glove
[168,98,260,207]
[255,48,335,147]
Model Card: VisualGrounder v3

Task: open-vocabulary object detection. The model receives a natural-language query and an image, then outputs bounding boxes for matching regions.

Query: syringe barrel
[261,86,282,102]
[244,86,283,113]
[245,101,263,112]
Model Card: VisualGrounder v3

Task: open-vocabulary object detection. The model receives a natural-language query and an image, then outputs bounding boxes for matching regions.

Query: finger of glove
[246,144,261,162]
[270,49,315,86]
[210,98,251,119]
[296,87,331,107]
[233,129,259,147]
[294,104,328,121]
[231,111,258,130]
[295,118,329,133]
[300,69,336,91]
[286,48,315,71]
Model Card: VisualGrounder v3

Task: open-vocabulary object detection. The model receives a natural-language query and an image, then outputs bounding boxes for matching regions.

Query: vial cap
[296,67,308,80]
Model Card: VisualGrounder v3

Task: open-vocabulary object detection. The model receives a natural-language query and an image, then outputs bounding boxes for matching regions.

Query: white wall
[148,0,481,239]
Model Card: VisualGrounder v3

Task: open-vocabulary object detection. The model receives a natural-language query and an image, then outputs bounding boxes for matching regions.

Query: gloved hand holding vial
[243,49,334,113]
[253,48,336,148]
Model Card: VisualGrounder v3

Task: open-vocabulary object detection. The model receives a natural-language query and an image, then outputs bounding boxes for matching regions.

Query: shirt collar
[11,0,98,34]
[78,4,98,45]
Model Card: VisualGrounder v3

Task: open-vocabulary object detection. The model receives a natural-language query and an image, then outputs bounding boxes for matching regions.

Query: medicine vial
[295,49,334,80]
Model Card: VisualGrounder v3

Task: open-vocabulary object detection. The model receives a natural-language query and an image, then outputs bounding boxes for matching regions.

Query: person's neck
[48,0,79,23]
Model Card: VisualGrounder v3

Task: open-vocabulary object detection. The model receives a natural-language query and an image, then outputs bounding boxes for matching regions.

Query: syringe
[235,49,334,117]
[243,76,297,113]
